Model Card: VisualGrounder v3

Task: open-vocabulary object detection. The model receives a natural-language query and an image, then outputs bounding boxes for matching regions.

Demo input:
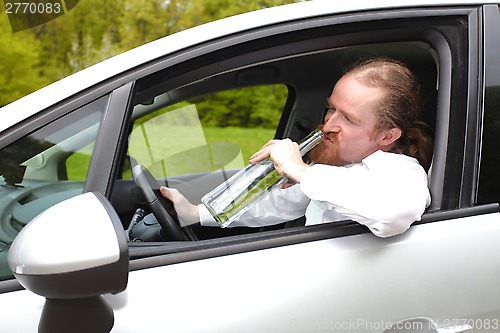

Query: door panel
[112,213,500,332]
[1,212,498,333]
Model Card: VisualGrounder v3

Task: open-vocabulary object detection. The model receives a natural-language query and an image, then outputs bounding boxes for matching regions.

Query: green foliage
[0,14,49,106]
[136,84,288,132]
[192,0,296,21]
[192,85,287,128]
[1,0,300,106]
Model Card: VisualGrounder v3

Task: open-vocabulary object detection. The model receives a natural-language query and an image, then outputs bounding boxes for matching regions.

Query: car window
[117,9,477,247]
[121,85,287,240]
[126,85,286,180]
[122,38,444,242]
[0,96,108,280]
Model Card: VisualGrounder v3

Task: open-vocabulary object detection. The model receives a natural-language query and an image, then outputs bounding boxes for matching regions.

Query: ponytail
[396,121,434,172]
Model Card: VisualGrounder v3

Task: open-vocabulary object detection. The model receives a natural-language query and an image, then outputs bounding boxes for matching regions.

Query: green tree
[62,0,124,72]
[0,14,49,106]
[116,0,188,50]
[192,0,299,21]
[193,85,288,128]
[1,0,302,106]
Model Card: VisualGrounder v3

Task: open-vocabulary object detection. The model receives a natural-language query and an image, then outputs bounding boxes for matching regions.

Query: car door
[109,5,500,332]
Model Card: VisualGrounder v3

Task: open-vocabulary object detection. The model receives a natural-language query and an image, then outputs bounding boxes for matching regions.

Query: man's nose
[323,113,341,133]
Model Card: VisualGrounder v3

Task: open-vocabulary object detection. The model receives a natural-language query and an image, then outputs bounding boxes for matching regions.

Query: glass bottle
[201,129,324,227]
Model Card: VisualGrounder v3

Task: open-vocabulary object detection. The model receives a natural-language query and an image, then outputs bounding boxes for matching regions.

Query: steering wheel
[132,164,196,241]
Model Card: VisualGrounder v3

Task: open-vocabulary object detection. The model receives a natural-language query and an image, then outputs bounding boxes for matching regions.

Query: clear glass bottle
[201,129,324,227]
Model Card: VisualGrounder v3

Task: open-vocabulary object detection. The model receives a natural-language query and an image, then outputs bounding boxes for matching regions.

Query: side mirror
[8,192,129,333]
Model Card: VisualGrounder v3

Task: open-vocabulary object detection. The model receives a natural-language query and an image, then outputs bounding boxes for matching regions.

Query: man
[160,57,433,238]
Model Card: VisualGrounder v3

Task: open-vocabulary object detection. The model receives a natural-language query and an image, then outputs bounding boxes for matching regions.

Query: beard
[309,131,347,166]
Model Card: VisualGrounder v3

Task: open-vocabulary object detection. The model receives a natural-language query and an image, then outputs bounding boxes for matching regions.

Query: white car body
[1,1,499,332]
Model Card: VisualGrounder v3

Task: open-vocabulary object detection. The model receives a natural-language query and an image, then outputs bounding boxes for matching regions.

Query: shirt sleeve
[299,150,431,237]
[199,183,310,228]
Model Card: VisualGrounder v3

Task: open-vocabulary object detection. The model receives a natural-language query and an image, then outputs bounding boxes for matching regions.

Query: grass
[203,126,275,162]
[67,126,276,180]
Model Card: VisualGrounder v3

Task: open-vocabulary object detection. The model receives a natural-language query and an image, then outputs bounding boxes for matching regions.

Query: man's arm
[198,184,310,228]
[299,151,431,237]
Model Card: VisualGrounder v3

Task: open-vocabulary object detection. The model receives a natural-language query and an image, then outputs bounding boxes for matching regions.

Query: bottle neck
[298,129,324,156]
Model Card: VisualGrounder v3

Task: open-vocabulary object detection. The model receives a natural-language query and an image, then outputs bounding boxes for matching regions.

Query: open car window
[126,85,286,203]
[122,40,441,243]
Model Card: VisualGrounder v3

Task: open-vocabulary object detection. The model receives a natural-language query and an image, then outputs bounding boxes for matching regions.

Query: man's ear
[377,127,402,147]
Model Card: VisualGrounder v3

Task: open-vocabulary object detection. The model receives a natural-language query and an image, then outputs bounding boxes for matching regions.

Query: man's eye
[342,113,355,124]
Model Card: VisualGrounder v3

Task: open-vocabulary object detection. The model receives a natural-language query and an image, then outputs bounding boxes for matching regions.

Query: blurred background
[0,0,303,107]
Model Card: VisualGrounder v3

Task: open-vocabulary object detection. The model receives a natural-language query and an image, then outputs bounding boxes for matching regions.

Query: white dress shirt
[198,150,431,238]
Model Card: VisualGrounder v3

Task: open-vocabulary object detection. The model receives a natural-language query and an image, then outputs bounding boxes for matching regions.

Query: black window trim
[474,4,500,205]
[85,82,135,197]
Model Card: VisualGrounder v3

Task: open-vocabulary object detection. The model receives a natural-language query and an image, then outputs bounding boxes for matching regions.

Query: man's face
[310,74,387,166]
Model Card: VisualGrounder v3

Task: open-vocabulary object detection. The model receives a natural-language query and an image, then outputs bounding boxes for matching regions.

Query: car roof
[1,0,498,133]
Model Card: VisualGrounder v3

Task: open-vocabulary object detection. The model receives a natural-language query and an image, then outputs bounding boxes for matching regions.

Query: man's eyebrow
[326,98,362,124]
[342,109,362,123]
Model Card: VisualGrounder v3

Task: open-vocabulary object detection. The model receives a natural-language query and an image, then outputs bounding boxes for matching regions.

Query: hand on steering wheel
[159,187,199,227]
[132,164,196,241]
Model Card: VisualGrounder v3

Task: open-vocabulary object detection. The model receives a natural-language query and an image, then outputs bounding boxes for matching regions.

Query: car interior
[114,40,440,243]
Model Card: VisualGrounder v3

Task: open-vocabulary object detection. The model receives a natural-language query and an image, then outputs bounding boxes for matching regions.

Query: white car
[1,1,500,332]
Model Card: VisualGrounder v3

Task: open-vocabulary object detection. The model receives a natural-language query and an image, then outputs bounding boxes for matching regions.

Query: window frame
[123,7,481,265]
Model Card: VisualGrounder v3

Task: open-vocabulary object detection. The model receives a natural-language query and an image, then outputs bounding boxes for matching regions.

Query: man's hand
[159,186,199,227]
[249,139,310,183]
